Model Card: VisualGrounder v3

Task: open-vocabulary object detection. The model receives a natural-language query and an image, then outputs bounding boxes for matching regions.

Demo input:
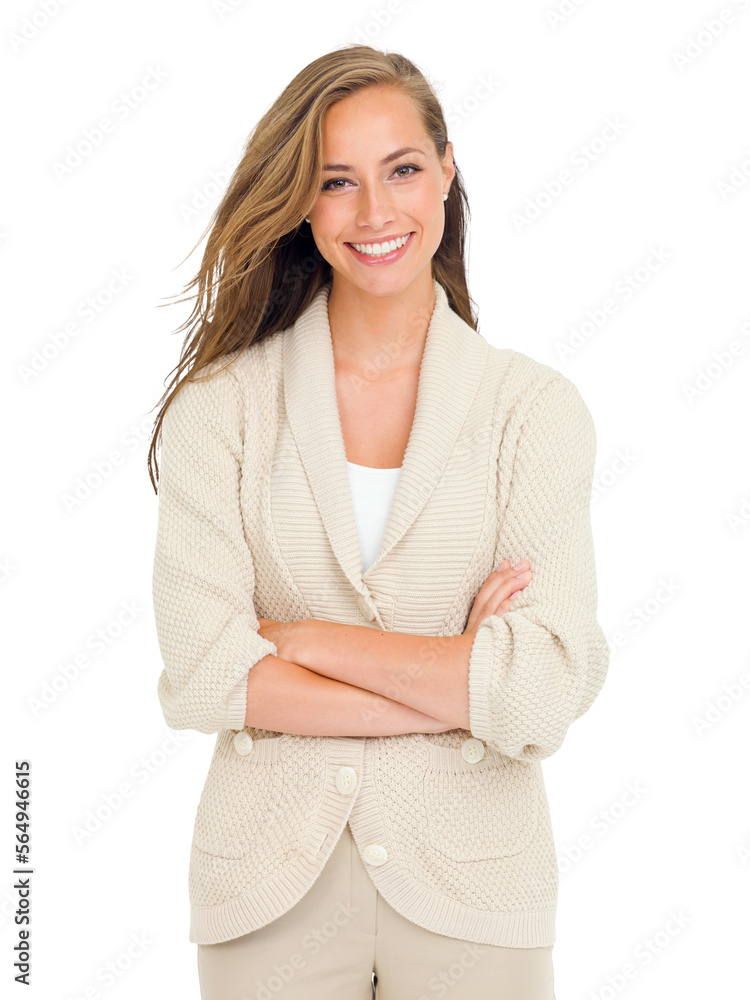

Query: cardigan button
[362,843,388,866]
[336,766,358,795]
[356,594,377,622]
[233,731,254,756]
[461,738,485,763]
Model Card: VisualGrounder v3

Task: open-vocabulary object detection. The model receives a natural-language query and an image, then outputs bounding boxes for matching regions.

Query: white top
[346,460,402,573]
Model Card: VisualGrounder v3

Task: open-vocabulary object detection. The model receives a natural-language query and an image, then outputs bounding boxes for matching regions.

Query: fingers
[465,559,534,632]
[486,560,533,605]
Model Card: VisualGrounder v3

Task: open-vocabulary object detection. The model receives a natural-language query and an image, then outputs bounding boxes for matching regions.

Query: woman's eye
[321,164,422,191]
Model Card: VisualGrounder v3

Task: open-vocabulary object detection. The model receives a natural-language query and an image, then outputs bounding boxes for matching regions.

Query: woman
[149,44,609,1000]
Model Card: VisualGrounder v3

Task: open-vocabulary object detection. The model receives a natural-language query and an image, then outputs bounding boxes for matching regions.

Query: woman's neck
[327,272,436,376]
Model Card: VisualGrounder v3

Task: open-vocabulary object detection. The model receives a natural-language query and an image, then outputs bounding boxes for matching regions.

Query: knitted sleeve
[467,374,609,761]
[151,366,278,734]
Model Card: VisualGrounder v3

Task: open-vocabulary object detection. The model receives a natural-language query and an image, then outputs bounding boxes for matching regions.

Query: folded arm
[244,653,454,736]
[271,374,609,760]
[266,619,473,730]
[151,365,450,738]
[466,374,610,760]
[151,368,278,734]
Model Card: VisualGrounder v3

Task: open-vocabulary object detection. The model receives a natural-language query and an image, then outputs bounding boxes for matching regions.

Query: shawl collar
[283,277,489,601]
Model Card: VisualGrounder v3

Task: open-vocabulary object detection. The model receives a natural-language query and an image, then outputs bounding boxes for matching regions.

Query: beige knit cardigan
[151,277,609,947]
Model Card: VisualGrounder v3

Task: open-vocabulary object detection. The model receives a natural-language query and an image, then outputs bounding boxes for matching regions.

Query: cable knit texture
[151,277,609,947]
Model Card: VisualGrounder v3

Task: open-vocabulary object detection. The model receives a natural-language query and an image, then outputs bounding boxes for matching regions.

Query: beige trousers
[197,820,556,1000]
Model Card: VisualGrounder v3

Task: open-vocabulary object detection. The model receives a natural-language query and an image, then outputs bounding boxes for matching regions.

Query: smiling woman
[303,83,457,388]
[149,42,607,1000]
[312,94,451,290]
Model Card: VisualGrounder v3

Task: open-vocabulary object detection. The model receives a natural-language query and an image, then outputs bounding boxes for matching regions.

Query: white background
[3,1,749,997]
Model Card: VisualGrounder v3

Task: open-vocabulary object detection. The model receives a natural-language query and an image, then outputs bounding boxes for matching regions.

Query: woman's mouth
[345,232,414,266]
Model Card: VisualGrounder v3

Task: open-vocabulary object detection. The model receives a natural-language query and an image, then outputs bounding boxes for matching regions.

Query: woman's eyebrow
[321,146,426,171]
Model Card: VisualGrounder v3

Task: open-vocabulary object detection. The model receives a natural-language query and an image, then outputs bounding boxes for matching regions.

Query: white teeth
[350,232,412,256]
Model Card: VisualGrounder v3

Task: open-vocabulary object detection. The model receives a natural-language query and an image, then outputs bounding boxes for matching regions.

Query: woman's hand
[256,618,303,660]
[463,559,533,635]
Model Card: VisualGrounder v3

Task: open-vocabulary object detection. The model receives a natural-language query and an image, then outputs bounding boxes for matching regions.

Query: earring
[305,216,310,223]
[443,193,448,201]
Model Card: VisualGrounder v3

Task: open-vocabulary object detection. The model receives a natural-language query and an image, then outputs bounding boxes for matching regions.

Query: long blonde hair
[147,43,477,494]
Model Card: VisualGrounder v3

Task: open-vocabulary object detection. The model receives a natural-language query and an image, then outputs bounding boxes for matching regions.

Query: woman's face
[308,86,455,298]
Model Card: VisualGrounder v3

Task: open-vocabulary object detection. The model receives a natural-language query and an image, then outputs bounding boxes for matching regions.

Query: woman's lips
[345,232,415,266]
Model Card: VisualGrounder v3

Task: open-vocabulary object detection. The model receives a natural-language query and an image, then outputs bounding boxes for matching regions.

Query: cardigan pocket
[191,731,288,860]
[421,742,540,862]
